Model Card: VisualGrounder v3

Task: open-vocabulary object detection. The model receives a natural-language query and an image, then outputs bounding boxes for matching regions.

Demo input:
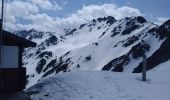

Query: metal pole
[142,55,147,81]
[0,0,4,88]
[0,0,4,66]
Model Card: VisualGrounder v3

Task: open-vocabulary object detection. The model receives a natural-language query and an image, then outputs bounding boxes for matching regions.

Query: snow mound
[26,60,170,100]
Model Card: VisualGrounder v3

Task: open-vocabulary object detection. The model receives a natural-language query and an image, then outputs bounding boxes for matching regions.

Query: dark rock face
[148,28,164,39]
[121,16,146,35]
[157,19,170,38]
[26,53,33,59]
[41,62,69,78]
[123,35,139,47]
[36,35,58,53]
[36,59,46,74]
[136,16,147,23]
[89,19,97,26]
[99,31,106,38]
[98,26,101,30]
[102,41,150,72]
[94,42,98,46]
[16,29,43,40]
[122,25,139,35]
[16,30,30,38]
[63,51,71,57]
[65,28,77,36]
[111,26,122,38]
[97,17,108,22]
[159,19,170,30]
[38,51,52,59]
[79,24,86,29]
[131,42,150,59]
[106,16,116,25]
[77,64,80,68]
[97,16,116,23]
[41,51,73,79]
[43,59,57,72]
[85,55,91,62]
[44,35,58,46]
[102,55,129,72]
[37,45,45,52]
[133,38,170,73]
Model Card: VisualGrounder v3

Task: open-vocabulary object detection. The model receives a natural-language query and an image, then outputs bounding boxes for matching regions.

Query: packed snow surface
[27,60,170,100]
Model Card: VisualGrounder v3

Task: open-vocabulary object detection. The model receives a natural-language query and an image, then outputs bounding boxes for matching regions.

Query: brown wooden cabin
[0,30,36,93]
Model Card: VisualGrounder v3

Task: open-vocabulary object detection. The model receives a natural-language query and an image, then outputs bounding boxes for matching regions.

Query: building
[0,30,36,92]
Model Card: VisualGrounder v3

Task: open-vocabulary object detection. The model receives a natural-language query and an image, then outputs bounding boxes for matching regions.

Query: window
[0,46,19,68]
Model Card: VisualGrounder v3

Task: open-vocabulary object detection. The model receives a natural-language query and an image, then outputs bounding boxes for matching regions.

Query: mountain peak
[161,19,170,30]
[126,16,147,23]
[154,18,170,38]
[135,16,147,23]
[28,29,38,33]
[96,16,116,22]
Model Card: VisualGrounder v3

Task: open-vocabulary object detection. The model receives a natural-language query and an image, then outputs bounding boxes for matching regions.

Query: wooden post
[142,55,147,81]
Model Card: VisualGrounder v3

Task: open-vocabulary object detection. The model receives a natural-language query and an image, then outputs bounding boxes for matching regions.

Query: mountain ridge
[15,16,170,88]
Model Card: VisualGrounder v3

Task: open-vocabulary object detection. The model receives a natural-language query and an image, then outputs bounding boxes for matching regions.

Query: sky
[1,0,170,31]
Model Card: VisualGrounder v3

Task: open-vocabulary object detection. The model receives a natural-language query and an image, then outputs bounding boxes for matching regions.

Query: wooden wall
[0,67,26,93]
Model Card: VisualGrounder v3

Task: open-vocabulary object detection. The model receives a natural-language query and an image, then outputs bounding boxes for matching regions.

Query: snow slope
[15,16,170,88]
[26,60,170,100]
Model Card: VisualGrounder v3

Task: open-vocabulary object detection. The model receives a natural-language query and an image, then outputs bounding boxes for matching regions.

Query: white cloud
[6,1,38,17]
[155,17,169,25]
[3,0,39,30]
[25,13,57,29]
[29,0,62,11]
[48,4,141,30]
[70,4,141,22]
[4,3,142,31]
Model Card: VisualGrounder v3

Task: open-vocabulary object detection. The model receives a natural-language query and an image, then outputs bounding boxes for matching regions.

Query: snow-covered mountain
[15,16,170,88]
